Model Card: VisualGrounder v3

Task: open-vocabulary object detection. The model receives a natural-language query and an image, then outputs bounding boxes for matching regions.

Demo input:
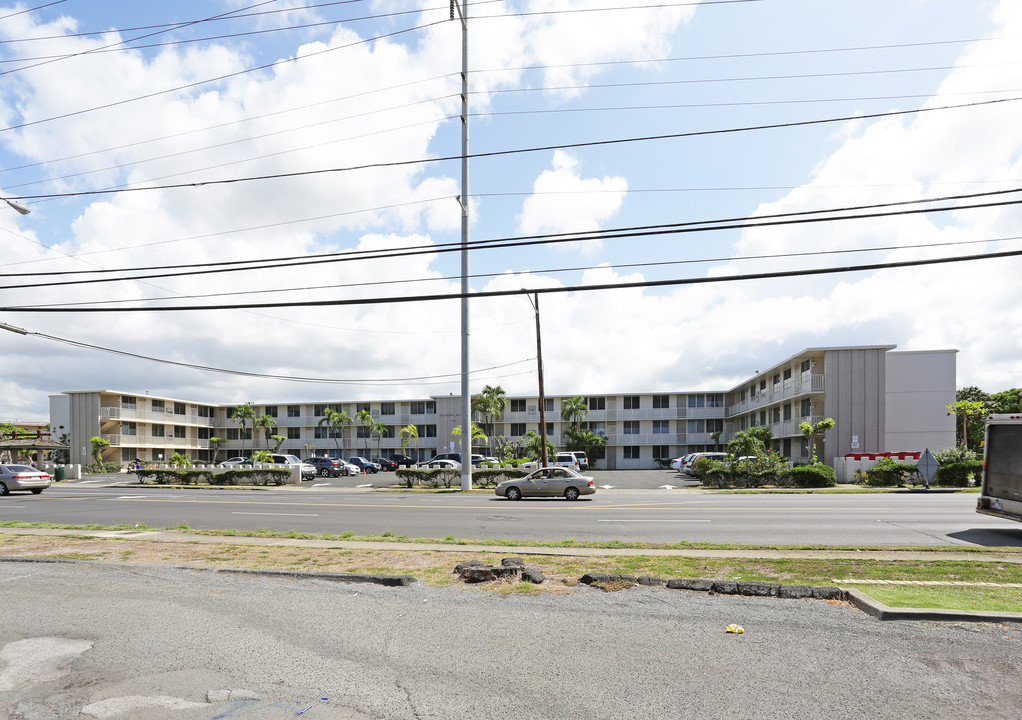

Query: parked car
[418,452,461,467]
[348,456,381,474]
[218,457,249,467]
[373,457,398,471]
[569,451,589,471]
[495,467,595,501]
[303,456,343,477]
[337,459,361,476]
[0,464,51,495]
[682,452,727,475]
[553,452,581,472]
[255,454,316,481]
[423,458,461,469]
[389,454,418,468]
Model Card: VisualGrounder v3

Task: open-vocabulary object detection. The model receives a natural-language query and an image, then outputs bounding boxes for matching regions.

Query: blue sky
[0,0,1020,421]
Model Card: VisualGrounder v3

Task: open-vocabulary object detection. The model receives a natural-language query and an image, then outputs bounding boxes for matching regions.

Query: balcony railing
[726,374,825,416]
[102,407,216,427]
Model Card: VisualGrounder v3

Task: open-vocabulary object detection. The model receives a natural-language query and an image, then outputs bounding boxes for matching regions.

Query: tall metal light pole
[452,0,472,491]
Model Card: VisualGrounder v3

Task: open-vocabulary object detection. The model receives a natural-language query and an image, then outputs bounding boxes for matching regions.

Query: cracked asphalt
[2,560,1020,719]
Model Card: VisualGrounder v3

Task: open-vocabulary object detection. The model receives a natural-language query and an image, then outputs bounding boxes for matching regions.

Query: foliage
[990,387,1022,414]
[89,436,111,466]
[932,445,977,464]
[167,452,192,467]
[746,426,772,448]
[726,430,768,462]
[563,426,606,467]
[318,408,353,455]
[136,468,208,485]
[862,457,919,487]
[211,469,290,486]
[946,399,989,453]
[491,435,515,464]
[473,385,507,451]
[356,409,374,452]
[82,461,121,474]
[699,461,835,489]
[395,467,526,489]
[559,396,588,428]
[451,423,487,452]
[270,435,286,452]
[400,424,419,457]
[799,418,835,463]
[251,450,272,463]
[934,460,982,487]
[709,430,722,451]
[209,436,225,465]
[371,421,389,456]
[255,414,276,449]
[521,430,555,463]
[231,404,256,455]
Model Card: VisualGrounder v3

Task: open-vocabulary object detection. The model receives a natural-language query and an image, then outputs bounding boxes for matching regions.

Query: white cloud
[517,150,627,249]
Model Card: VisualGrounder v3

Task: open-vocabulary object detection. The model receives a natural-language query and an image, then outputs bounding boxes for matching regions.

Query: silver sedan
[0,464,52,495]
[495,467,596,501]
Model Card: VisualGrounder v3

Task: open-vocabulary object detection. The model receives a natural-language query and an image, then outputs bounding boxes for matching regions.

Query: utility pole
[452,0,472,492]
[529,293,549,467]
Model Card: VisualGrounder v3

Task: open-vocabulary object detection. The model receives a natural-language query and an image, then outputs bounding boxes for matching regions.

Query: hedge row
[934,460,983,487]
[701,463,836,489]
[394,467,528,488]
[134,468,290,486]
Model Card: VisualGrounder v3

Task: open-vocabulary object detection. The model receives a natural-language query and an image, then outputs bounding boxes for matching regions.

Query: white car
[338,460,361,476]
[218,457,249,467]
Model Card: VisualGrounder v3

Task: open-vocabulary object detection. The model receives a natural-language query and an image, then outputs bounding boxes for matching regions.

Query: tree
[255,414,276,449]
[472,385,507,451]
[231,404,256,457]
[89,436,110,466]
[799,418,835,464]
[168,452,191,467]
[356,409,374,453]
[371,421,389,457]
[318,408,352,455]
[451,423,487,454]
[400,424,419,460]
[270,434,286,452]
[560,396,588,429]
[521,430,555,462]
[209,436,225,465]
[710,430,722,451]
[747,426,772,449]
[991,387,1022,414]
[946,399,989,452]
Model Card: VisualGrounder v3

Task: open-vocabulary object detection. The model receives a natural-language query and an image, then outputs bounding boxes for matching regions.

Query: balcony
[102,406,216,427]
[101,434,203,449]
[726,374,825,416]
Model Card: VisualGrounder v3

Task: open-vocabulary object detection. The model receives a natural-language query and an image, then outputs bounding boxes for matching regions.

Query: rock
[501,557,525,567]
[737,582,780,597]
[667,578,713,591]
[454,560,488,574]
[521,567,545,584]
[462,567,495,583]
[811,586,844,600]
[778,585,814,599]
[637,576,666,586]
[492,565,522,581]
[711,581,739,595]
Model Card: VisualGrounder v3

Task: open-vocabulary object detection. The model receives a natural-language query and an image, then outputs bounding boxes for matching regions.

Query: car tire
[0,482,8,495]
[319,468,329,477]
[505,486,522,501]
[564,487,580,501]
[31,488,44,495]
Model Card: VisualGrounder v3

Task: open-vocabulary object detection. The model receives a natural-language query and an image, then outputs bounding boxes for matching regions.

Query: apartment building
[48,345,957,469]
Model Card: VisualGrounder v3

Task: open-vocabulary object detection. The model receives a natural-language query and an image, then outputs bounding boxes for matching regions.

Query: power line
[3,185,1020,288]
[2,247,1017,314]
[4,185,1020,282]
[7,95,1019,205]
[14,327,538,385]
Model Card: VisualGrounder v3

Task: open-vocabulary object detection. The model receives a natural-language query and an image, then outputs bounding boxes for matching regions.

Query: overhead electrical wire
[2,247,1017,314]
[6,95,1019,205]
[3,184,1019,279]
[14,233,1020,310]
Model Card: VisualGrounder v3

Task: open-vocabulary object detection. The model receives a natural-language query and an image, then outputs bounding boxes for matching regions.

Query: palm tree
[209,436,225,465]
[400,424,419,461]
[356,409,374,453]
[560,396,588,429]
[451,423,487,456]
[472,385,507,451]
[231,404,256,457]
[255,414,276,449]
[371,421,389,458]
[318,408,352,456]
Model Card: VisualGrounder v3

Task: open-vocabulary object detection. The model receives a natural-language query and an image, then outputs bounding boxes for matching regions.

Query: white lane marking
[231,512,319,517]
[76,480,100,484]
[659,484,676,489]
[599,485,615,489]
[356,483,373,488]
[597,519,711,523]
[311,483,330,487]
[117,496,150,499]
[0,573,38,583]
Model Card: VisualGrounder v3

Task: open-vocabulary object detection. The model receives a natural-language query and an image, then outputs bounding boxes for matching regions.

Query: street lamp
[3,199,30,215]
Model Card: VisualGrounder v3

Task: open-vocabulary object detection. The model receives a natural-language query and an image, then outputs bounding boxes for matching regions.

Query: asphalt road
[2,561,1020,720]
[4,480,1022,547]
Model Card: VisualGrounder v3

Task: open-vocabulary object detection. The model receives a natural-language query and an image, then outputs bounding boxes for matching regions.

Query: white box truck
[977,414,1022,523]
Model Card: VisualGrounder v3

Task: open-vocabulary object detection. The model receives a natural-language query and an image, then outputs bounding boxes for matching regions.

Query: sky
[0,0,1020,422]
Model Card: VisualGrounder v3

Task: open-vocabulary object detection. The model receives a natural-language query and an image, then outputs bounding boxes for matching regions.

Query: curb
[842,588,1022,623]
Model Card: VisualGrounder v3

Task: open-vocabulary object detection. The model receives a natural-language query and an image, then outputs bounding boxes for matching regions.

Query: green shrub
[783,464,837,488]
[933,446,977,464]
[862,457,919,487]
[212,469,289,486]
[934,460,982,487]
[83,461,121,474]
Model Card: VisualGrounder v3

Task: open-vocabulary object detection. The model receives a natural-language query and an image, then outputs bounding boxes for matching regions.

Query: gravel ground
[2,561,1020,720]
